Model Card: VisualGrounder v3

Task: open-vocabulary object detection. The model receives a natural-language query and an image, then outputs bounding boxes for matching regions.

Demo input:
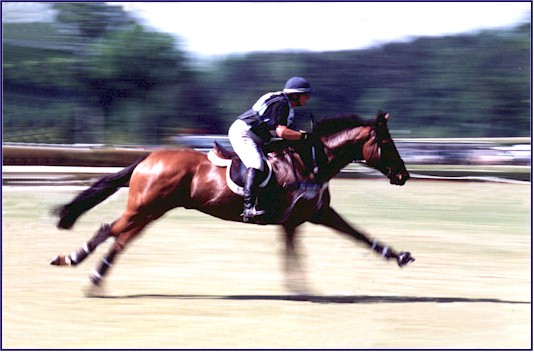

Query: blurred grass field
[3,178,529,228]
[2,179,531,349]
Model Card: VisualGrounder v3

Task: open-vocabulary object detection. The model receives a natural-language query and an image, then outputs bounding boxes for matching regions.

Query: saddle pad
[207,150,273,196]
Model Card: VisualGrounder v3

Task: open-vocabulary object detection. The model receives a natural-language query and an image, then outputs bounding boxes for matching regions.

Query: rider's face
[293,93,310,107]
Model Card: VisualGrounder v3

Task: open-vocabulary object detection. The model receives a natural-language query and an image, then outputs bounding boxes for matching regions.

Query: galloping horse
[51,111,414,293]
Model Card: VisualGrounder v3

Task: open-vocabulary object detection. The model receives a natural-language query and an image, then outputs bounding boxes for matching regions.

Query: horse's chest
[259,182,329,224]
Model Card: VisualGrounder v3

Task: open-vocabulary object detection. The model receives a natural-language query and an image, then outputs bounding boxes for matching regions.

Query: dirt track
[2,180,531,349]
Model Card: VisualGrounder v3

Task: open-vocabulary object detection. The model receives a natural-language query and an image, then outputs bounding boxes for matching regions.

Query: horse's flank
[130,149,243,221]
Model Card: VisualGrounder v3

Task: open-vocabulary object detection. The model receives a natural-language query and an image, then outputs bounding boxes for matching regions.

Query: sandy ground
[2,180,531,349]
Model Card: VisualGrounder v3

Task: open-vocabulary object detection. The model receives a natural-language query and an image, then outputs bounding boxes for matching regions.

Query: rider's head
[283,76,313,107]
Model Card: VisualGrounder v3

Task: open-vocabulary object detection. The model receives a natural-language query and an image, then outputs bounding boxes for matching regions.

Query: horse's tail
[53,155,149,230]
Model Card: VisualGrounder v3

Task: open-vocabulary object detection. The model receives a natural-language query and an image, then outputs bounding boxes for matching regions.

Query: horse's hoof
[397,252,415,267]
[84,283,105,298]
[49,255,70,266]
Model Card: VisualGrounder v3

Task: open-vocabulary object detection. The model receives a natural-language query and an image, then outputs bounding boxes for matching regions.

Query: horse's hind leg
[50,223,112,266]
[87,226,142,288]
[86,210,159,290]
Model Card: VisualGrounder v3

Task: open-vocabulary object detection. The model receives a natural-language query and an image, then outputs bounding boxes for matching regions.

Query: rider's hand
[299,130,309,140]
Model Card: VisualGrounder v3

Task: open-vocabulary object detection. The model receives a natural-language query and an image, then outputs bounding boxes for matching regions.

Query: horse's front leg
[310,206,414,267]
[281,225,313,296]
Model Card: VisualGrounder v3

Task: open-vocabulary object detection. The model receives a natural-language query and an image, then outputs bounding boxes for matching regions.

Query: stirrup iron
[241,207,265,222]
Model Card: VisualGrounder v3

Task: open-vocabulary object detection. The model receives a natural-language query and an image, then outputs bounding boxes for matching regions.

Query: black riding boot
[242,167,265,222]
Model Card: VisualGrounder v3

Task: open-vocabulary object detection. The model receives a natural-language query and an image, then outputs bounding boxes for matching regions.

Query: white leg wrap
[91,270,102,280]
[382,246,389,257]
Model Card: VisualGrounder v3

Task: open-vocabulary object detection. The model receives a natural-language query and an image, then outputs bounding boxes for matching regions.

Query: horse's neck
[265,125,373,185]
[316,126,373,181]
[320,125,371,152]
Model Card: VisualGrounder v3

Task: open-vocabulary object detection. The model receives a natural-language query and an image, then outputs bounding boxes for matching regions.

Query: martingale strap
[311,145,319,175]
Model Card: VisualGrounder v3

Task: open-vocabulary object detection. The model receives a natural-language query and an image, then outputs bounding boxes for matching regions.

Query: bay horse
[50,111,414,293]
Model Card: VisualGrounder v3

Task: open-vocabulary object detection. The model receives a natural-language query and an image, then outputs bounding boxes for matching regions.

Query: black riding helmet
[283,77,314,94]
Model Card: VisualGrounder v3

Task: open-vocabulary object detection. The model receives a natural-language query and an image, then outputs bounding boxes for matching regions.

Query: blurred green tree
[53,2,136,39]
[2,2,530,144]
[3,2,225,144]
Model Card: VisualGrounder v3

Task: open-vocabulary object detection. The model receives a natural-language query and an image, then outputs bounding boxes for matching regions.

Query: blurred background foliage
[2,3,531,145]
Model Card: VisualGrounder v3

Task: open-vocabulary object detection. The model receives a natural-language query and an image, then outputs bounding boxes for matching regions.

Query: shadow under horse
[51,111,414,293]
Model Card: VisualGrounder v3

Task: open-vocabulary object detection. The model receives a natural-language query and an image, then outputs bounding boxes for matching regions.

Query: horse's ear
[377,110,389,123]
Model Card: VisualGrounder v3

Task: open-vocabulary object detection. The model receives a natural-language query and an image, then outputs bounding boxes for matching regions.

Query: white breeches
[228,119,265,171]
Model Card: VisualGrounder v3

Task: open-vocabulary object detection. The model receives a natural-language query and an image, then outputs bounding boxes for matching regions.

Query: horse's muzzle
[389,171,410,186]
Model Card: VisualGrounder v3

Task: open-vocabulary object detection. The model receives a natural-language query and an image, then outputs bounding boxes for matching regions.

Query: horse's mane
[312,114,374,137]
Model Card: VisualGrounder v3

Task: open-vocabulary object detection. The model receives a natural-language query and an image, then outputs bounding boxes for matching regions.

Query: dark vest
[238,91,294,143]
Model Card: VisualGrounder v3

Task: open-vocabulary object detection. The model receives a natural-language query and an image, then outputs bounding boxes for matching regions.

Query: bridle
[377,137,396,177]
[358,124,396,178]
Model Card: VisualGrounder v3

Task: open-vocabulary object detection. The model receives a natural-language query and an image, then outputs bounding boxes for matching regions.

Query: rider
[228,76,313,222]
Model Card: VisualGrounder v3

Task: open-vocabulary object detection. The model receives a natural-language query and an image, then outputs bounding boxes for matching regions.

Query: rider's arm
[270,102,307,141]
[275,125,307,141]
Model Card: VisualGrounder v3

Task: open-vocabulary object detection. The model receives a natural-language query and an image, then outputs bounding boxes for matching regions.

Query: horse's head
[363,112,410,186]
[313,112,409,185]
